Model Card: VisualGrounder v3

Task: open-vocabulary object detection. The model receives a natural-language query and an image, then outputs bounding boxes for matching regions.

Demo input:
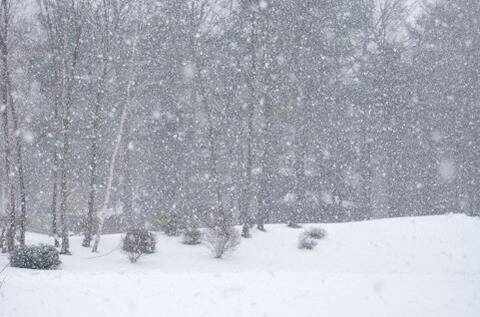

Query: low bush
[287,221,302,229]
[122,229,156,263]
[9,244,61,269]
[297,233,318,250]
[305,227,327,240]
[204,226,240,258]
[182,227,202,245]
[160,213,182,236]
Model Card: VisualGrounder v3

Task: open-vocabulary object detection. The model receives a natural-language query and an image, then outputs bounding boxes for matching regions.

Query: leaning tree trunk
[83,0,120,246]
[91,78,133,252]
[92,23,139,253]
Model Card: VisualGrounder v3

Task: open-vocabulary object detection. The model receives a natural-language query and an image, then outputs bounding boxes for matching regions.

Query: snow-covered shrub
[297,233,318,250]
[306,227,327,240]
[122,229,156,263]
[287,220,302,229]
[182,227,202,245]
[9,245,61,269]
[204,226,240,258]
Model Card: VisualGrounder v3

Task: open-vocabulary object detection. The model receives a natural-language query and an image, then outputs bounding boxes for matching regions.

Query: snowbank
[1,214,478,317]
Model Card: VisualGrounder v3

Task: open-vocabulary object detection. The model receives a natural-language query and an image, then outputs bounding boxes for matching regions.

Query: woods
[0,0,478,253]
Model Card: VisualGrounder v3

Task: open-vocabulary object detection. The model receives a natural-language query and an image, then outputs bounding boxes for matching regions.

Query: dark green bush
[9,245,61,269]
[122,229,156,263]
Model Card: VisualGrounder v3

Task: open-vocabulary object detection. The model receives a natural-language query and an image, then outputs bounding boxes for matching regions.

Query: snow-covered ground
[1,214,479,317]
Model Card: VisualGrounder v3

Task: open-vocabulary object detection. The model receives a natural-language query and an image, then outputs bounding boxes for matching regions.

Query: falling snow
[0,0,478,316]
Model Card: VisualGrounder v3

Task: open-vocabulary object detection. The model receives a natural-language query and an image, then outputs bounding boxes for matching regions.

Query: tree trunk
[0,0,15,252]
[82,105,99,247]
[0,225,5,251]
[1,107,14,252]
[59,124,71,254]
[122,121,135,230]
[59,23,82,255]
[290,86,306,228]
[83,63,107,247]
[202,87,225,229]
[1,89,14,252]
[289,132,305,228]
[256,48,273,232]
[83,0,116,246]
[51,150,59,247]
[242,6,258,238]
[256,116,271,231]
[92,22,139,252]
[6,77,27,246]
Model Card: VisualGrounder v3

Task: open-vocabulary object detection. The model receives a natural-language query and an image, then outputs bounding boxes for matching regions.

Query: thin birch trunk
[92,21,139,252]
[84,0,118,246]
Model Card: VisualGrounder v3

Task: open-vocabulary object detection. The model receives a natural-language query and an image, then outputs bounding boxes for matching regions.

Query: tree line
[0,0,478,253]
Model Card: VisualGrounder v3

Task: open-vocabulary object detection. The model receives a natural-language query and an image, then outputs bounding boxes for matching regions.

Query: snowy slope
[1,214,479,317]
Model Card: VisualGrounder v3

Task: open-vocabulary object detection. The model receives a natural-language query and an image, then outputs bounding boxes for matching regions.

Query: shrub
[9,245,61,269]
[298,233,318,250]
[159,213,182,236]
[287,221,302,229]
[182,227,202,245]
[306,227,327,240]
[204,226,240,258]
[122,229,156,263]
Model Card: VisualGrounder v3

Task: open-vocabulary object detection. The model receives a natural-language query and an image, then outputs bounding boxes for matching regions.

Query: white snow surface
[1,214,479,317]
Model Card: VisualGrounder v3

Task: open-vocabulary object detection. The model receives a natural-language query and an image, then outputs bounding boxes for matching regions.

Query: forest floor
[0,214,478,317]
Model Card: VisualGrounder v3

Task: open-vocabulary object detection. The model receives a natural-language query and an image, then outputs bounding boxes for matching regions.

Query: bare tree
[204,226,240,259]
[83,0,126,247]
[92,10,139,252]
[0,0,28,247]
[38,0,86,254]
[38,0,62,248]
